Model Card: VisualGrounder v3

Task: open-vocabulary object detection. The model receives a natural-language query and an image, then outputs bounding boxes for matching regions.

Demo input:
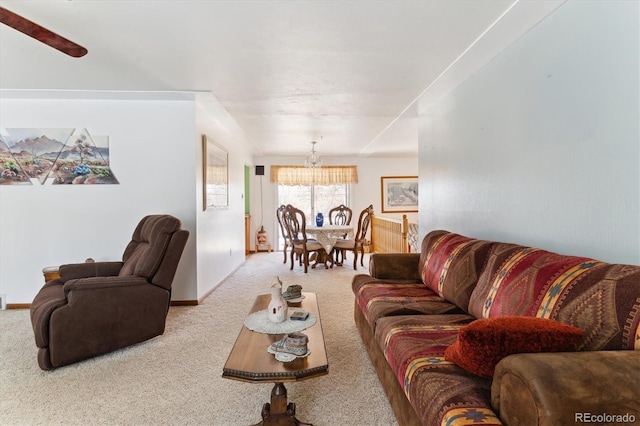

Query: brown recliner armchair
[30,215,189,370]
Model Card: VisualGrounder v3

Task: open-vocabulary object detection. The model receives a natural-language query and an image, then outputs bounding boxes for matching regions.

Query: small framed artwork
[381,176,418,213]
[203,135,228,210]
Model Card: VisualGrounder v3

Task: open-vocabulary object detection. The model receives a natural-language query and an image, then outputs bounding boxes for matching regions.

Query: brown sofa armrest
[492,351,640,426]
[368,253,421,280]
[63,275,148,297]
[58,261,124,282]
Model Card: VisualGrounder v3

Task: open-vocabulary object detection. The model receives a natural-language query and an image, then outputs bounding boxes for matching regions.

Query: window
[272,165,357,250]
[278,183,349,221]
[276,183,350,250]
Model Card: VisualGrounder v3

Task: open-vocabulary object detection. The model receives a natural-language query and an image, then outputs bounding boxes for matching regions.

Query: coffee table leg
[254,382,312,426]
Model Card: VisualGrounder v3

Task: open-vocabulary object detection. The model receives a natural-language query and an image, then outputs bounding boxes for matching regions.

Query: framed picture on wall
[203,135,228,210]
[381,176,418,213]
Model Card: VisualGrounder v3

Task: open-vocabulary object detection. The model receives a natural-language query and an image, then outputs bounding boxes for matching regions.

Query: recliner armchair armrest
[63,275,148,297]
[59,261,124,282]
[492,351,640,426]
[368,253,421,280]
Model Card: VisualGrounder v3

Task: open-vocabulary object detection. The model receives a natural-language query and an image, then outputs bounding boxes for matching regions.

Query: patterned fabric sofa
[352,230,640,426]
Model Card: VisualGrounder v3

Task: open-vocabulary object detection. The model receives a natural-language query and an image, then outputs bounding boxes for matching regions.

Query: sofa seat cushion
[418,230,494,312]
[353,277,462,329]
[444,316,584,378]
[468,243,640,350]
[375,315,502,425]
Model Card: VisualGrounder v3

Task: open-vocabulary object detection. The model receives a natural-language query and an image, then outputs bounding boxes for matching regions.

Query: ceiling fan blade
[0,6,87,58]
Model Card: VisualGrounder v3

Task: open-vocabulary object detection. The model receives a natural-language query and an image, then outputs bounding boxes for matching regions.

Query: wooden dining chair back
[328,204,353,226]
[329,204,353,264]
[281,205,324,273]
[276,205,291,264]
[333,204,374,270]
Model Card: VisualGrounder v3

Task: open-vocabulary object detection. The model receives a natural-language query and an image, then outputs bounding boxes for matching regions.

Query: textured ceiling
[0,0,564,157]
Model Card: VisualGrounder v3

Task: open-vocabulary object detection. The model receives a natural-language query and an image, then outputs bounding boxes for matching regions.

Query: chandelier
[304,140,322,168]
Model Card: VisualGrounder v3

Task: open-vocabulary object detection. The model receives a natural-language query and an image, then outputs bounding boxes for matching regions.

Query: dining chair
[281,205,325,273]
[276,204,291,264]
[332,204,373,270]
[328,204,353,226]
[328,204,353,264]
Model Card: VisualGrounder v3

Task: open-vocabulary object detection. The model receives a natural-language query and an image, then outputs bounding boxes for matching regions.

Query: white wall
[250,155,418,252]
[194,96,256,300]
[0,93,412,304]
[0,98,198,303]
[418,0,639,264]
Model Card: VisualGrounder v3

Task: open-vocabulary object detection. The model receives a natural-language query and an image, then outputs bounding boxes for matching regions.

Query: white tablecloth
[306,224,354,253]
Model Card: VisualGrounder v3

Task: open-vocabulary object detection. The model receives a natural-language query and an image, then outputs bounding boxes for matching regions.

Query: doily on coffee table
[244,309,317,334]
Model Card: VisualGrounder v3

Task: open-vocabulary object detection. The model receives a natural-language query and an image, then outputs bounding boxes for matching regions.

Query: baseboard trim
[198,286,217,304]
[170,300,198,306]
[196,260,246,304]
[6,303,30,309]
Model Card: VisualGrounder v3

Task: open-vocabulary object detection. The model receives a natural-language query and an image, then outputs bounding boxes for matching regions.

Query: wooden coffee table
[222,292,328,425]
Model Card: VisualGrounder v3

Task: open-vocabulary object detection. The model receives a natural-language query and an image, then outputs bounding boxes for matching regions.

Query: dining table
[305,224,354,268]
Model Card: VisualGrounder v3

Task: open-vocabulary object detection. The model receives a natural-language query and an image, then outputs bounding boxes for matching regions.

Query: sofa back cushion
[418,230,494,312]
[468,242,640,351]
[119,215,182,280]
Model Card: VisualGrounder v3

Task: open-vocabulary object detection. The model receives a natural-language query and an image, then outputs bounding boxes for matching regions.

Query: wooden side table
[42,266,60,282]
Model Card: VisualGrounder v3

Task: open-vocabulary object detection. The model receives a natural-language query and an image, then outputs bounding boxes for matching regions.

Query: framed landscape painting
[381,176,418,213]
[203,135,228,210]
[0,128,118,185]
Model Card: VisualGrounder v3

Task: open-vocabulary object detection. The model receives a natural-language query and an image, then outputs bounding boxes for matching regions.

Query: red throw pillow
[444,316,584,378]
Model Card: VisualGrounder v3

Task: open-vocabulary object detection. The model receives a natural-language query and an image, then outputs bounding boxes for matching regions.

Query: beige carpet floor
[0,252,398,426]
